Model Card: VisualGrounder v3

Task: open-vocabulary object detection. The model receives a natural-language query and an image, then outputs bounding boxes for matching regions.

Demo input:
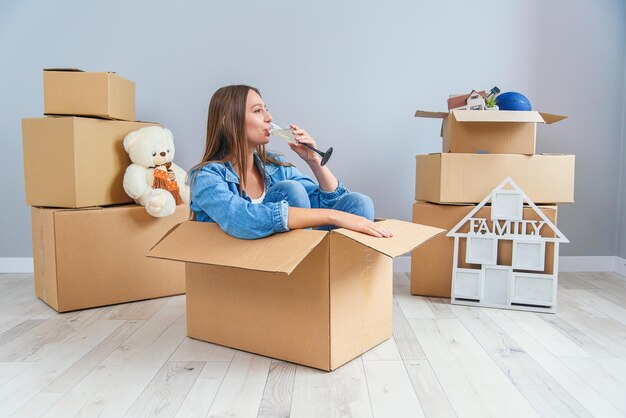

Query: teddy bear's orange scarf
[153,163,183,205]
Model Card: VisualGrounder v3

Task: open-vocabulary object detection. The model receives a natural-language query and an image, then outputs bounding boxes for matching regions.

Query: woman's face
[245,89,272,148]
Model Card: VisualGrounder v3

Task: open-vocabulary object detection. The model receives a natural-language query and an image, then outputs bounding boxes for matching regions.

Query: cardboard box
[415,153,575,204]
[411,202,557,298]
[415,109,567,154]
[31,204,188,312]
[44,68,136,121]
[148,220,443,371]
[22,116,157,208]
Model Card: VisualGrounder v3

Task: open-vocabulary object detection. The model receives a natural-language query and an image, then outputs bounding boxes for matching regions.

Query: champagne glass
[269,122,333,166]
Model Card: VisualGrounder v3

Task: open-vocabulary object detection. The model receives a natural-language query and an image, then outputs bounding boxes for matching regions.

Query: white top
[249,188,266,204]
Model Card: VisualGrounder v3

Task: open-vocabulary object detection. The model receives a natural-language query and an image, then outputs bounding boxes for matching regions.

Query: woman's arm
[192,167,289,239]
[288,207,392,238]
[282,126,390,237]
[307,161,338,192]
[271,154,346,209]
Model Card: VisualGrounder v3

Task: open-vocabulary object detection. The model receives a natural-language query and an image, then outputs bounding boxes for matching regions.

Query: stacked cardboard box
[412,106,574,299]
[22,69,186,312]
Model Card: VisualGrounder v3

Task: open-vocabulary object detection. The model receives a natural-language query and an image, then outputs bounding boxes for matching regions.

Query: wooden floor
[1,272,626,417]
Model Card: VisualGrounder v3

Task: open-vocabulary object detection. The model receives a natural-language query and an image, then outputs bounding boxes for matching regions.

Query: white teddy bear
[122,126,190,217]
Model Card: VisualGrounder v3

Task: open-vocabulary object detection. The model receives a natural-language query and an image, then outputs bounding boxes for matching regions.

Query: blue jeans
[264,180,374,230]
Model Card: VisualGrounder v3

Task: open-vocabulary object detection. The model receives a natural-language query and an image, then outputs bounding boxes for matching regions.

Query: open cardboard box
[148,219,444,371]
[44,68,136,121]
[415,153,575,204]
[415,109,567,154]
[31,204,188,312]
[22,116,157,208]
[411,201,557,298]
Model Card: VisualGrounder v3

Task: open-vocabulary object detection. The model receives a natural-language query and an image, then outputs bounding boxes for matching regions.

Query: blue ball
[496,92,532,111]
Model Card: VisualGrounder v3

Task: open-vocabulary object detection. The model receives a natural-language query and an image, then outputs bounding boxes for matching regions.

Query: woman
[188,85,392,239]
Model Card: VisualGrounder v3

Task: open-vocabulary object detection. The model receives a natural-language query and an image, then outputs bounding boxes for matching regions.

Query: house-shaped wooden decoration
[448,90,487,111]
[446,177,568,313]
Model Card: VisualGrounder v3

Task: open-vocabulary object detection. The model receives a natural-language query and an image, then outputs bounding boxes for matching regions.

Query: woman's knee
[269,180,310,208]
[337,192,375,220]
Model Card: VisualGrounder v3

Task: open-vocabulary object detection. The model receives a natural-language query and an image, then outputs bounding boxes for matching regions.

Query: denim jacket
[189,152,349,239]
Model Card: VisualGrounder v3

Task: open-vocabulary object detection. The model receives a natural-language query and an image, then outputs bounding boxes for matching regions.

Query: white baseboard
[615,257,626,276]
[558,256,619,272]
[392,255,626,274]
[0,258,34,273]
[1,256,625,276]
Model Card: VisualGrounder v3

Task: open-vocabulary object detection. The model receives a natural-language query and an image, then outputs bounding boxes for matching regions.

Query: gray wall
[620,44,626,260]
[531,0,626,257]
[1,0,625,259]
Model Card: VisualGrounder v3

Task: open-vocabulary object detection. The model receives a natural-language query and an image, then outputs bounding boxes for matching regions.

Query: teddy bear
[122,126,190,217]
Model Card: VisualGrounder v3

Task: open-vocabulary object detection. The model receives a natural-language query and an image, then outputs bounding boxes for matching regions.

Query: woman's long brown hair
[188,85,290,197]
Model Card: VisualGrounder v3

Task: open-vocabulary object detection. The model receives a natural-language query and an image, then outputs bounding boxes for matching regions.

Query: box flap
[31,206,104,212]
[148,221,327,274]
[451,110,545,123]
[331,219,445,258]
[538,112,567,124]
[44,68,84,72]
[414,110,448,119]
[43,68,118,75]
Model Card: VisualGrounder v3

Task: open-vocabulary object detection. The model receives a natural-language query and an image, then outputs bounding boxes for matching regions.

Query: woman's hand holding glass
[270,122,333,166]
[288,124,322,165]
